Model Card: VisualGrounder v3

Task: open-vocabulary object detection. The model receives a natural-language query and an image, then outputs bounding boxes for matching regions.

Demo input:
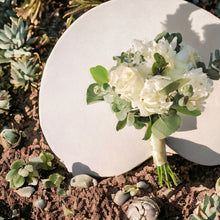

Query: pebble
[15,186,35,198]
[70,174,97,187]
[127,197,160,220]
[33,199,46,209]
[136,181,149,189]
[113,190,130,206]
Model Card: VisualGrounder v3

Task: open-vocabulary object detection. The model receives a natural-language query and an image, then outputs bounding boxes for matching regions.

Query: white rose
[181,68,213,111]
[176,45,200,68]
[138,76,173,116]
[108,64,144,106]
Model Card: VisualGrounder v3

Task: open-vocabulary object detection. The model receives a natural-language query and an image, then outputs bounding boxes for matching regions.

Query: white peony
[108,64,145,106]
[181,68,213,111]
[138,76,173,116]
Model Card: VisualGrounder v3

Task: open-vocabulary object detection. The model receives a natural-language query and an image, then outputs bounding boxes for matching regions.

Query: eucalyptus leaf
[159,78,190,96]
[90,65,109,84]
[152,113,182,139]
[133,118,146,130]
[127,112,135,126]
[207,69,220,80]
[143,121,152,140]
[172,105,201,116]
[87,83,104,104]
[11,159,25,169]
[115,109,128,121]
[116,118,127,131]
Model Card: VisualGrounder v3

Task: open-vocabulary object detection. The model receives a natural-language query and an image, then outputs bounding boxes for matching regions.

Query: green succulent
[6,159,39,188]
[0,129,22,149]
[10,55,40,90]
[0,16,35,60]
[29,151,54,170]
[0,89,10,114]
[43,173,65,189]
[190,178,220,220]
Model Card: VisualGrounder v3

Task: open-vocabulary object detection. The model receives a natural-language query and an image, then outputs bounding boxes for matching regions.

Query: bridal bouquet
[86,32,220,188]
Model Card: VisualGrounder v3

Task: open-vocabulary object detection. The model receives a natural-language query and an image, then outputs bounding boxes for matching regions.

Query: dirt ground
[0,0,220,219]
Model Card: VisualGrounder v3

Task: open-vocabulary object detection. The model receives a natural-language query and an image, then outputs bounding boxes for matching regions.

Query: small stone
[136,181,149,189]
[33,199,46,209]
[70,174,97,188]
[114,190,130,206]
[15,186,35,198]
[127,197,160,220]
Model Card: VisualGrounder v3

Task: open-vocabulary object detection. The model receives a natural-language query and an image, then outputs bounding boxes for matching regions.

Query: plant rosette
[86,32,220,188]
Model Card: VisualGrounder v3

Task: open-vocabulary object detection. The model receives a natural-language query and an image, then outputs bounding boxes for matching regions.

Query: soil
[0,0,220,219]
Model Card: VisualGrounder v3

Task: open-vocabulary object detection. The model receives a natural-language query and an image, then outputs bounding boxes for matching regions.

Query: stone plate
[39,0,220,177]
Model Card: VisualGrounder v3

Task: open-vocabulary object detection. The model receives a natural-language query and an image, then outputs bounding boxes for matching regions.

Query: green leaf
[58,188,66,197]
[203,194,209,212]
[172,105,201,116]
[48,173,65,188]
[40,151,54,170]
[116,118,127,131]
[12,173,25,188]
[152,113,182,139]
[159,78,190,96]
[189,214,199,220]
[207,69,220,80]
[127,113,135,126]
[11,159,25,169]
[115,109,128,121]
[86,83,104,104]
[133,118,146,129]
[3,129,20,145]
[43,180,55,189]
[26,176,38,186]
[6,169,18,181]
[90,65,109,84]
[154,31,169,43]
[18,168,29,177]
[143,121,152,140]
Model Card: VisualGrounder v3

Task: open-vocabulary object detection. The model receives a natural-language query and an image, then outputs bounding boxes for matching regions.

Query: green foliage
[43,173,65,189]
[90,65,109,85]
[122,184,139,197]
[2,129,20,145]
[0,90,10,114]
[151,112,182,139]
[0,16,35,60]
[10,55,40,90]
[152,53,168,75]
[39,151,54,170]
[113,51,145,66]
[159,78,190,96]
[6,159,39,188]
[190,194,220,220]
[155,32,182,52]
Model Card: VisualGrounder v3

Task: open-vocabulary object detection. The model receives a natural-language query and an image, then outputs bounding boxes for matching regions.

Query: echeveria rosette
[86,32,220,188]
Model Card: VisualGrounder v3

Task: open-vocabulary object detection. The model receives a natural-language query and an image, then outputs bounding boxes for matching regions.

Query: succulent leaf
[10,159,25,169]
[10,55,40,89]
[0,16,33,59]
[0,90,10,114]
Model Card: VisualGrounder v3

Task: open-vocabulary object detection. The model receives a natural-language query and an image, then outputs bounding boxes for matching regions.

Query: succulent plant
[6,159,39,188]
[42,173,65,189]
[0,128,22,149]
[189,194,220,220]
[190,177,220,220]
[10,55,40,90]
[29,151,54,170]
[127,197,160,220]
[0,16,35,60]
[0,90,10,114]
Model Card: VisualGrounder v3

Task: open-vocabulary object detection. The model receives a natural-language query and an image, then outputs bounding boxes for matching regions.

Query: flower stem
[150,134,181,188]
